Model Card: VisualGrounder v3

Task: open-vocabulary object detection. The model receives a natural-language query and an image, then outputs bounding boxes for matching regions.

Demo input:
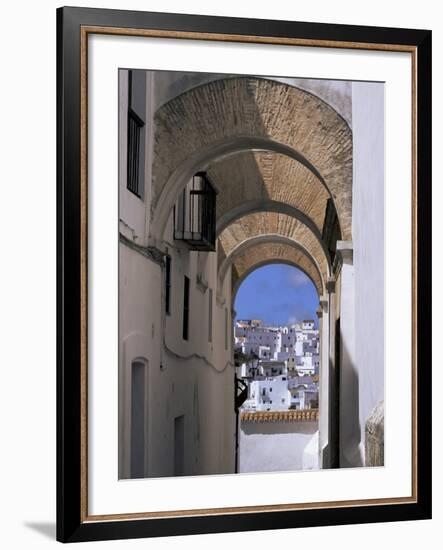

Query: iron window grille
[127,107,145,197]
[173,172,217,251]
[165,255,172,315]
[183,276,190,341]
[322,197,342,264]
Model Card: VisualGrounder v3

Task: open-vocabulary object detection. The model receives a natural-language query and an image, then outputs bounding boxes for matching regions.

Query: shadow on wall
[340,338,363,468]
[333,337,384,469]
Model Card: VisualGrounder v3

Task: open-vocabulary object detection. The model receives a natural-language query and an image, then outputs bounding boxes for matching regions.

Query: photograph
[118,69,385,479]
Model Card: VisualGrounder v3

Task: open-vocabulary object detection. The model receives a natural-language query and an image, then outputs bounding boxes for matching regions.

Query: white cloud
[287,269,309,288]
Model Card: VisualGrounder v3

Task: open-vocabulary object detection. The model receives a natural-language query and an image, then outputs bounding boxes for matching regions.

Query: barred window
[127,108,144,197]
[183,276,190,341]
[165,255,172,315]
[173,172,217,251]
[126,70,146,198]
[208,288,213,343]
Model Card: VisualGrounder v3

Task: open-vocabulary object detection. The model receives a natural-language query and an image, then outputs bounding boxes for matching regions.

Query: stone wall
[365,401,384,467]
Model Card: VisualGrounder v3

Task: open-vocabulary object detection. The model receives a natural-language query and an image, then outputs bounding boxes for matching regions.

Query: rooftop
[240,410,319,423]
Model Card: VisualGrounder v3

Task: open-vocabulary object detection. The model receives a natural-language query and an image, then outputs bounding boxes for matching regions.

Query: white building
[297,354,320,376]
[118,70,235,479]
[236,320,320,379]
[248,376,291,411]
[235,321,319,362]
[260,360,287,378]
[239,326,283,360]
[237,362,260,379]
[289,380,319,410]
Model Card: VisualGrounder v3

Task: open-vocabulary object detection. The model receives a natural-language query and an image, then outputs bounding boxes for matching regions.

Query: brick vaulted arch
[219,234,326,298]
[230,241,324,300]
[151,77,352,245]
[217,212,330,288]
[210,151,330,234]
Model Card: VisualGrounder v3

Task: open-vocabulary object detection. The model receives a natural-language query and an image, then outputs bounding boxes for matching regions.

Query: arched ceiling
[153,76,352,240]
[230,242,323,298]
[218,212,329,285]
[208,151,329,233]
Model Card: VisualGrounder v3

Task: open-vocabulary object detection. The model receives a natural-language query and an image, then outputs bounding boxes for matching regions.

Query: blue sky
[234,264,319,327]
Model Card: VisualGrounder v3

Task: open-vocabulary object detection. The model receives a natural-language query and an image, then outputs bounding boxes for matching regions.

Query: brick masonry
[153,77,353,241]
[218,211,328,285]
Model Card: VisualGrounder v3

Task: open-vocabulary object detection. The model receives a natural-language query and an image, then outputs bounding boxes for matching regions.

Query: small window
[165,255,171,315]
[224,308,229,351]
[127,109,144,196]
[126,71,146,198]
[208,288,213,343]
[183,276,190,340]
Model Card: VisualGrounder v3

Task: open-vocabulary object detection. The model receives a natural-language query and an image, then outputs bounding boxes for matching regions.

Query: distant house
[248,376,291,411]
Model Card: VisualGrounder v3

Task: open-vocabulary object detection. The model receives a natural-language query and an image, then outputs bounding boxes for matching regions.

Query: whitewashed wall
[352,81,385,461]
[119,70,154,247]
[239,422,319,473]
[119,69,236,479]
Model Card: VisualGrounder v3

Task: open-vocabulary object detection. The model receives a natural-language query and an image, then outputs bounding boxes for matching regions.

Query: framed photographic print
[56,6,432,543]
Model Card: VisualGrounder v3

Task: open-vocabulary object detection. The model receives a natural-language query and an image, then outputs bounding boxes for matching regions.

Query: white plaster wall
[119,70,154,247]
[118,244,162,479]
[119,238,236,478]
[239,422,319,473]
[119,68,236,479]
[318,302,329,464]
[352,82,385,458]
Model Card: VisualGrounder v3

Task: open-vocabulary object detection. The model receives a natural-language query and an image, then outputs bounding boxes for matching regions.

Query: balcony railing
[173,172,217,251]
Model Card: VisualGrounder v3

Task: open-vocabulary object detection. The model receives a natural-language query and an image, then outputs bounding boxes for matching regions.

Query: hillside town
[234,319,320,413]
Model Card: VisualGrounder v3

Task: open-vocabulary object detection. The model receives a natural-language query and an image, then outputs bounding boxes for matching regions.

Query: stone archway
[150,77,352,245]
[228,241,325,299]
[218,234,326,298]
[211,151,330,235]
[217,211,331,284]
[149,74,354,474]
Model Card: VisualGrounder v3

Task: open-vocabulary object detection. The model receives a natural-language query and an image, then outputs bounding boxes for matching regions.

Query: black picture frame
[57,6,432,543]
